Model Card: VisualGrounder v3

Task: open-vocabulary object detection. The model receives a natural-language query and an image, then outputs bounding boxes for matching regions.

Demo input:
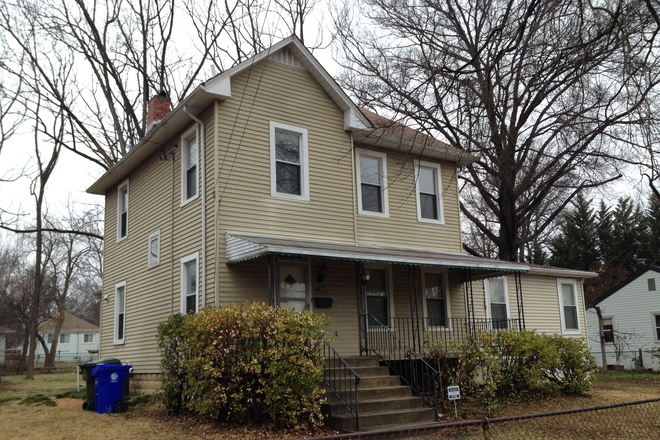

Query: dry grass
[1,371,659,439]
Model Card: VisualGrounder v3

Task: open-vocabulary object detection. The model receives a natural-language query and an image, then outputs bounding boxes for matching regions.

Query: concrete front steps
[322,356,437,433]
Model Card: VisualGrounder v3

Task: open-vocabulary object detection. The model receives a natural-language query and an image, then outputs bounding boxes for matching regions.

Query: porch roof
[226,233,529,273]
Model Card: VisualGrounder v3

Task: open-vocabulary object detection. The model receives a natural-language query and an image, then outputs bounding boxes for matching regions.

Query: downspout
[183,106,206,309]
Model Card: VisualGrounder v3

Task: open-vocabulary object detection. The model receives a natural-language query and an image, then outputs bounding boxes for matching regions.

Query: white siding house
[35,312,99,361]
[586,263,660,371]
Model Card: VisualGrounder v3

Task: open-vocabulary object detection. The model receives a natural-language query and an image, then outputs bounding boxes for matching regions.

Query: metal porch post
[357,261,367,355]
[515,272,526,330]
[408,265,417,353]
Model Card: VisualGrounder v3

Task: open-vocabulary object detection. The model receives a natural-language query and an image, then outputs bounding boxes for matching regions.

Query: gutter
[183,106,206,309]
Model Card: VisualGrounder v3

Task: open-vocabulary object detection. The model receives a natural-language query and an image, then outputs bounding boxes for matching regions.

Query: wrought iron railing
[369,316,523,353]
[361,315,438,420]
[323,341,361,430]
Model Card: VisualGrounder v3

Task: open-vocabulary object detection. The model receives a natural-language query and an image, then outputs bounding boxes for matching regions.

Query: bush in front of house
[156,303,328,427]
[427,330,597,403]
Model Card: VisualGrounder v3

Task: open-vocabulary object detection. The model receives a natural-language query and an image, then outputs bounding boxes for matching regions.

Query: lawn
[0,370,659,439]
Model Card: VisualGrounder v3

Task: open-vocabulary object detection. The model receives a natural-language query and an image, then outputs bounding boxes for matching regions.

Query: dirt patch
[56,397,84,410]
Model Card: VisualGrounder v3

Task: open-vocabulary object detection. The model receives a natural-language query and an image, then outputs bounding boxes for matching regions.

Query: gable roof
[38,312,99,333]
[87,35,471,195]
[587,264,660,308]
[0,326,15,334]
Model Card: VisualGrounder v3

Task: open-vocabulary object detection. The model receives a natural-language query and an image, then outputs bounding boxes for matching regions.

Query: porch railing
[323,341,361,430]
[371,316,522,353]
[361,315,438,420]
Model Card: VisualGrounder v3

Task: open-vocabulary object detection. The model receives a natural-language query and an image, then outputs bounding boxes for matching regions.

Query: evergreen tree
[596,201,614,264]
[550,194,599,271]
[642,196,660,264]
[609,197,645,272]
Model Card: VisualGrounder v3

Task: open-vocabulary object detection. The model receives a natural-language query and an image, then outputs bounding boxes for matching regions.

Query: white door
[278,263,310,312]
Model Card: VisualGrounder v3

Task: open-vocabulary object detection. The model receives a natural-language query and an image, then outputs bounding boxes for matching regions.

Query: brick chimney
[636,258,647,272]
[146,90,171,132]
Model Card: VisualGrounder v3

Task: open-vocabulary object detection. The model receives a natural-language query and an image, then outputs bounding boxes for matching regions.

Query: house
[35,312,99,361]
[0,326,15,365]
[86,36,596,430]
[586,261,660,371]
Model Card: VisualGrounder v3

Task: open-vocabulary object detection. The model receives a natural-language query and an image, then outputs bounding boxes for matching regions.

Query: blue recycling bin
[91,363,132,414]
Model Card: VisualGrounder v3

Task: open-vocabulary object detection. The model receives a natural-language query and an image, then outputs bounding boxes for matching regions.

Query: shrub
[157,303,328,427]
[156,313,192,415]
[542,335,597,395]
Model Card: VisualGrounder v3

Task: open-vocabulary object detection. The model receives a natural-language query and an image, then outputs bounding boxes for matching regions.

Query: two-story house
[87,36,595,427]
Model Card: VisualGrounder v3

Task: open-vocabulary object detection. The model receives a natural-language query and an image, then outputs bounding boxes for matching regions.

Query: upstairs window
[181,252,199,314]
[270,121,309,201]
[557,279,580,333]
[148,230,160,268]
[117,180,129,242]
[356,149,389,217]
[649,278,656,291]
[415,160,444,223]
[181,126,198,205]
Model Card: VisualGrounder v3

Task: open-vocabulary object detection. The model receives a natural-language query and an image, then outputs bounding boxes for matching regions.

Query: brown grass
[1,371,659,439]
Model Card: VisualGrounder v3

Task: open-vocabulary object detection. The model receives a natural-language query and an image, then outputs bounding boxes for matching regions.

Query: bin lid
[91,363,132,376]
[78,358,122,369]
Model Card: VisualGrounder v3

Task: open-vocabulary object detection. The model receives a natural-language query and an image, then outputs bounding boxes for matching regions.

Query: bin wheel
[82,401,88,411]
[88,402,95,412]
[116,401,128,413]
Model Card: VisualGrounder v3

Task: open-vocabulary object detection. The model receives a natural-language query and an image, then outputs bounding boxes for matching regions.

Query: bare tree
[335,0,660,261]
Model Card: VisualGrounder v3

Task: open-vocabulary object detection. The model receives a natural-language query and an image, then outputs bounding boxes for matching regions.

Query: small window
[649,278,656,291]
[83,334,94,343]
[602,318,614,343]
[148,230,160,268]
[558,279,580,333]
[181,126,199,205]
[423,272,449,328]
[365,268,391,327]
[180,252,199,314]
[117,180,129,241]
[356,149,389,217]
[114,281,126,344]
[59,333,70,344]
[270,121,309,201]
[415,161,444,223]
[47,334,53,344]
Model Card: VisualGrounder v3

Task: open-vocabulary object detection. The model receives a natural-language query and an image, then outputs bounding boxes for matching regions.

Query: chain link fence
[305,398,660,440]
[2,351,99,374]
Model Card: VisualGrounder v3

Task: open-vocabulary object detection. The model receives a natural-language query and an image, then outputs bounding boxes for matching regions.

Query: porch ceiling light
[361,269,371,284]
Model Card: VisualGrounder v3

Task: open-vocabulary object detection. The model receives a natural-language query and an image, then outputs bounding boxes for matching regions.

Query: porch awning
[226,233,529,273]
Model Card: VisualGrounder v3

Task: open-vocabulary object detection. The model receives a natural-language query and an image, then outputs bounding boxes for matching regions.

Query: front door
[278,263,310,312]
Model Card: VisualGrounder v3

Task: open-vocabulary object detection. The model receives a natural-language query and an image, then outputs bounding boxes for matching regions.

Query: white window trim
[484,277,511,330]
[652,312,660,343]
[83,333,94,343]
[356,149,390,218]
[649,277,657,292]
[602,316,615,344]
[114,281,127,345]
[557,278,581,334]
[414,160,445,224]
[270,121,310,201]
[116,179,129,243]
[180,125,199,207]
[420,267,452,330]
[364,263,395,330]
[147,230,161,269]
[180,252,200,314]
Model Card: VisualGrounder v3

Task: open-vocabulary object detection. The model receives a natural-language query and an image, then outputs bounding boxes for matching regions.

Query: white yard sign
[447,385,461,401]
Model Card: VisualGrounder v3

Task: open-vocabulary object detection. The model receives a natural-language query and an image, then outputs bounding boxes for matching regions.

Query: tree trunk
[595,306,608,373]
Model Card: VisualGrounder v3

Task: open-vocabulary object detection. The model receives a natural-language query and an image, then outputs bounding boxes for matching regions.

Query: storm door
[278,262,311,312]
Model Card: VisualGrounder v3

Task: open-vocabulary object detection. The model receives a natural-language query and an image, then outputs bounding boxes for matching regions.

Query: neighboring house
[35,312,99,360]
[586,262,660,371]
[0,326,15,365]
[87,36,595,429]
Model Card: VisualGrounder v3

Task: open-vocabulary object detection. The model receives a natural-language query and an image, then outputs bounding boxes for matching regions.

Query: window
[655,314,660,341]
[415,160,444,223]
[114,281,126,344]
[180,252,199,314]
[365,267,392,327]
[422,271,450,328]
[557,279,580,333]
[47,334,53,344]
[59,333,70,344]
[181,126,198,204]
[485,277,510,330]
[117,180,129,241]
[649,278,656,291]
[602,318,614,343]
[270,121,309,201]
[148,230,160,268]
[356,149,389,217]
[83,334,94,343]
